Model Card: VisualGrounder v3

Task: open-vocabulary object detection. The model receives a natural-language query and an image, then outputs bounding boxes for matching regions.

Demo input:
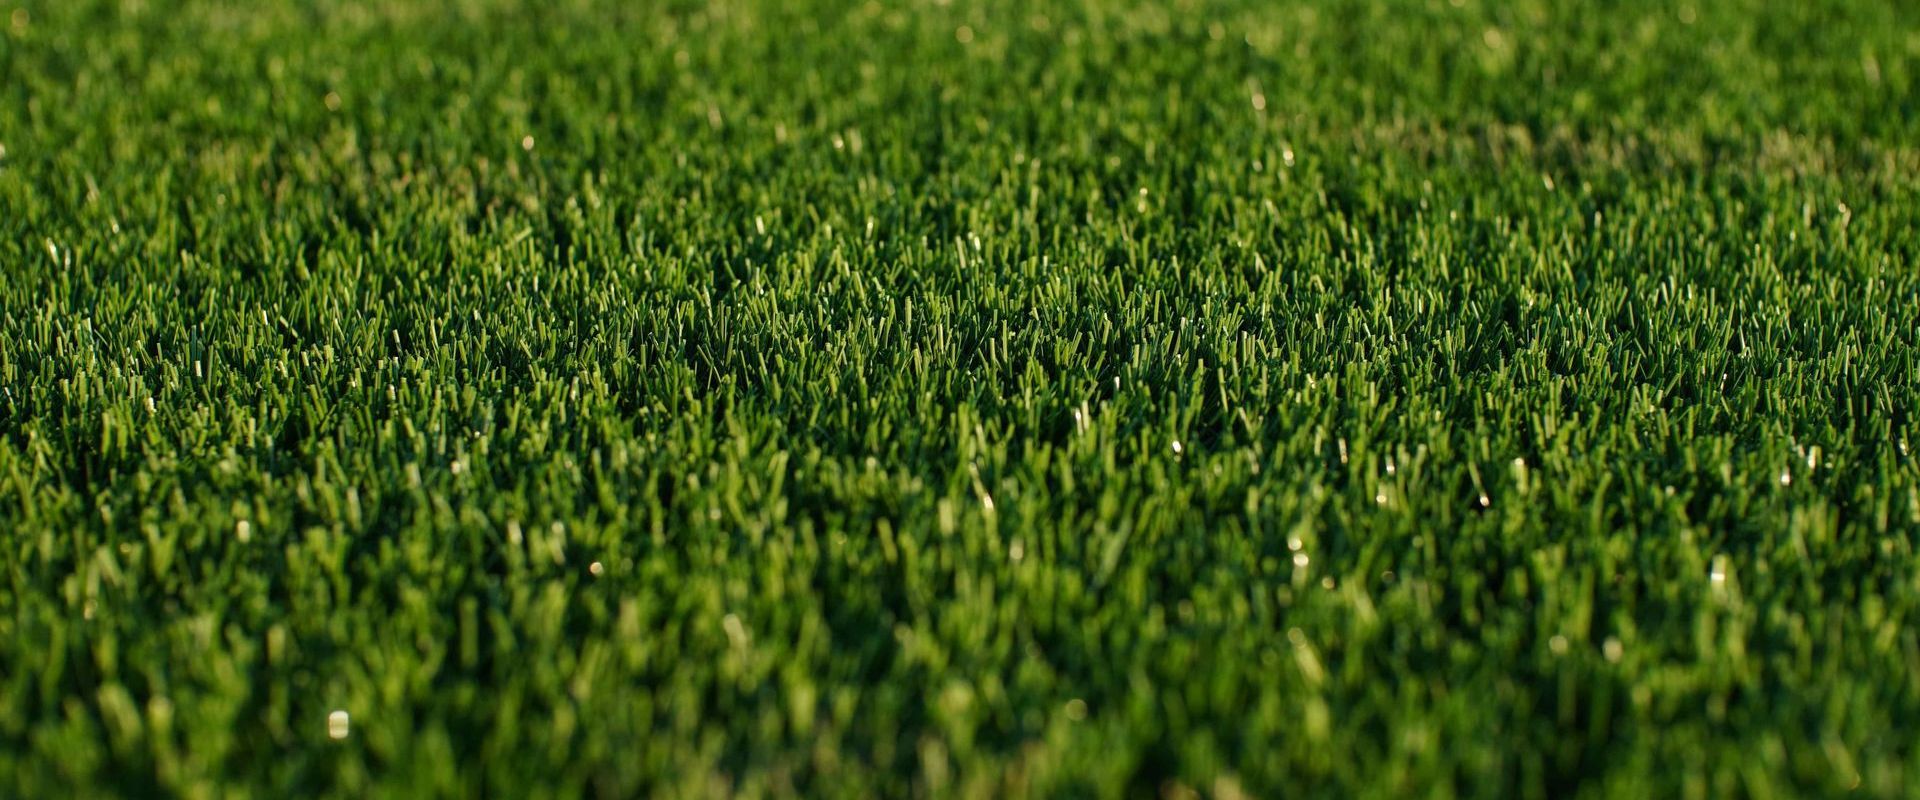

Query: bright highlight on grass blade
[328,711,350,740]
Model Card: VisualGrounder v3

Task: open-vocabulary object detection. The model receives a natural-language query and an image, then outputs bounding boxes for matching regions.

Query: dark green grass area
[3,0,1919,796]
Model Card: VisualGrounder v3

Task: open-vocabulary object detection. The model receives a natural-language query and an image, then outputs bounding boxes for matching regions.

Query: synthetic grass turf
[3,0,1919,796]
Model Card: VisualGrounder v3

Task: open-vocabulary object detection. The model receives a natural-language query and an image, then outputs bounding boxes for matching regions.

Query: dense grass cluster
[3,0,1919,796]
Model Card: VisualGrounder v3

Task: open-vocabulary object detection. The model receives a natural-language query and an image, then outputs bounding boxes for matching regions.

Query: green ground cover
[3,0,1919,796]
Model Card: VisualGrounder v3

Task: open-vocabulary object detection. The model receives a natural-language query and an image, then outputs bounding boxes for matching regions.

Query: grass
[2,0,1918,796]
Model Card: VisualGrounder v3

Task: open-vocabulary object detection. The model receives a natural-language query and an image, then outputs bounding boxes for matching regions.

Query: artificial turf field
[2,0,1919,796]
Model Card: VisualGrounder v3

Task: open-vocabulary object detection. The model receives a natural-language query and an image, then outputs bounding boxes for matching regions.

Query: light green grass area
[3,0,1919,796]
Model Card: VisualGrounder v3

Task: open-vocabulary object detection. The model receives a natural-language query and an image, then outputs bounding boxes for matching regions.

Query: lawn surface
[3,0,1919,796]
